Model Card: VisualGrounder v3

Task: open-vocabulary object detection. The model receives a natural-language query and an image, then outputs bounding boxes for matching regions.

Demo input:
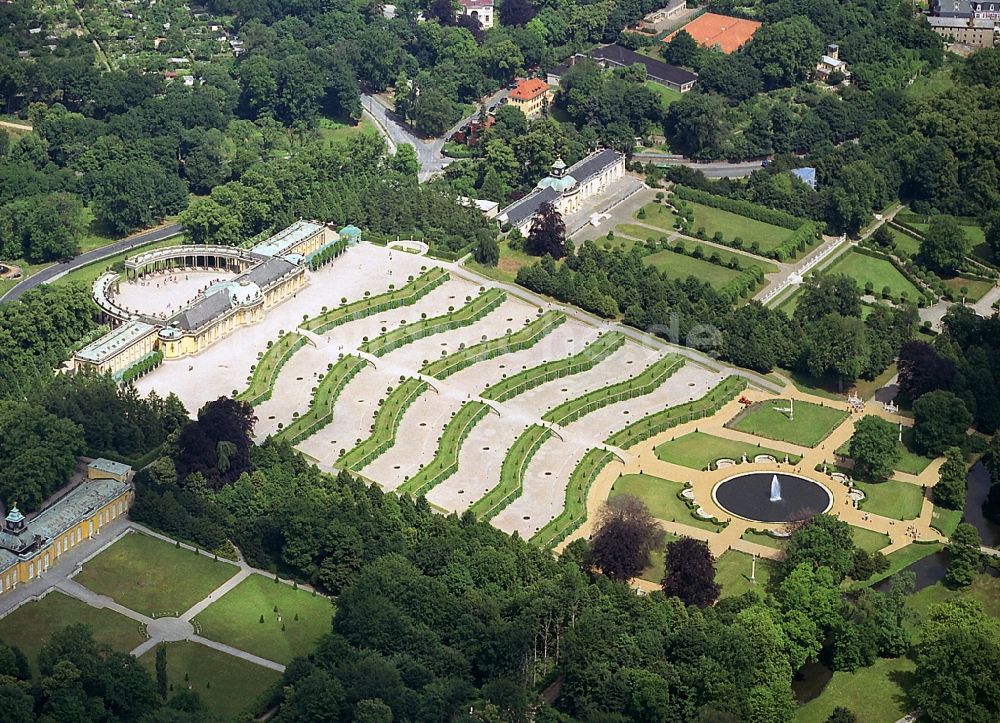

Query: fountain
[712,472,833,523]
[770,474,782,502]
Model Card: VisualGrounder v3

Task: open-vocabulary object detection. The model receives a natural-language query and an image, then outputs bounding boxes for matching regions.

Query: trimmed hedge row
[396,401,491,498]
[275,355,367,445]
[119,350,164,384]
[542,354,685,427]
[336,378,429,472]
[469,424,553,520]
[672,185,811,231]
[530,448,616,548]
[301,267,449,334]
[237,333,308,406]
[480,331,626,402]
[307,237,349,270]
[360,288,507,357]
[420,311,566,380]
[604,375,748,449]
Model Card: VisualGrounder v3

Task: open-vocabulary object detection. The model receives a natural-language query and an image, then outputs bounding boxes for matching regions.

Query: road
[0,222,184,303]
[632,152,765,179]
[362,90,507,181]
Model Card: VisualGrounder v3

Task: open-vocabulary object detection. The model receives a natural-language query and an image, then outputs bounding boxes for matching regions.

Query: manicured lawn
[194,574,334,665]
[823,249,922,300]
[468,241,540,284]
[610,473,725,532]
[887,226,922,257]
[634,202,679,232]
[850,525,890,553]
[907,220,985,246]
[317,115,376,144]
[942,274,994,303]
[776,288,802,317]
[728,398,847,448]
[655,431,801,470]
[905,572,1000,623]
[715,550,776,598]
[75,532,239,617]
[850,542,943,590]
[643,250,744,288]
[794,654,916,723]
[741,529,786,549]
[646,80,682,108]
[853,479,924,520]
[930,506,962,537]
[684,200,794,254]
[895,427,933,475]
[0,591,145,674]
[139,641,280,719]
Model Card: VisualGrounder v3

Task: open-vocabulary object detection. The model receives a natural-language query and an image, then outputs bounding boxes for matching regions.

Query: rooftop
[927,14,994,26]
[664,13,761,54]
[251,220,325,258]
[791,167,817,189]
[510,78,550,101]
[590,45,698,87]
[459,0,493,7]
[75,320,157,363]
[88,458,131,477]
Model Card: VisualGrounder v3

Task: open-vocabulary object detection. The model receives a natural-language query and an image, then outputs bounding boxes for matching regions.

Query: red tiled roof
[509,78,549,101]
[664,12,761,54]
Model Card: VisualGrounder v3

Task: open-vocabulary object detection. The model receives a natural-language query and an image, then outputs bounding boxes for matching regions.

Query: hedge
[301,267,449,334]
[530,448,616,548]
[420,311,565,380]
[396,401,490,497]
[672,185,811,231]
[481,331,626,402]
[337,378,429,471]
[307,237,349,270]
[361,288,506,357]
[237,332,308,406]
[469,424,553,520]
[275,355,367,445]
[118,351,164,384]
[604,376,747,448]
[542,354,685,427]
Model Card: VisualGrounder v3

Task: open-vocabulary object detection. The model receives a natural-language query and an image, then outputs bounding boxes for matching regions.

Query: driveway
[0,223,184,304]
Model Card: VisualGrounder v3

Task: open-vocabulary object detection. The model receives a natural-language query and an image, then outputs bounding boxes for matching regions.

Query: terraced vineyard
[530,448,617,548]
[396,401,491,497]
[360,288,506,357]
[301,267,449,334]
[469,424,553,520]
[480,331,626,402]
[420,310,565,379]
[275,355,367,444]
[237,332,307,406]
[542,354,685,427]
[336,378,429,471]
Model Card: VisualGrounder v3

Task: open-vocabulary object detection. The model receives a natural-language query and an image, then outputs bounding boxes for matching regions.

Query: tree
[781,514,856,583]
[499,0,536,26]
[935,447,967,510]
[913,390,972,456]
[848,415,900,480]
[589,495,665,582]
[803,313,868,384]
[91,162,188,236]
[945,523,981,588]
[664,92,730,157]
[173,397,257,489]
[747,17,824,88]
[0,192,87,262]
[920,215,970,274]
[662,30,698,67]
[526,201,566,258]
[660,537,719,607]
[155,644,168,700]
[412,86,457,136]
[794,275,862,324]
[912,599,1000,723]
[897,340,955,403]
[473,236,500,266]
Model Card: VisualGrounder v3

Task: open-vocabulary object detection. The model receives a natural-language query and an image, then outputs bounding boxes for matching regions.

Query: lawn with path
[654,431,801,470]
[0,591,145,674]
[942,274,994,303]
[895,427,933,476]
[193,573,334,665]
[74,532,239,617]
[610,473,725,531]
[728,398,847,448]
[715,550,776,598]
[683,200,795,254]
[822,249,922,300]
[849,542,943,590]
[740,529,786,549]
[853,478,924,520]
[139,641,281,719]
[850,525,890,553]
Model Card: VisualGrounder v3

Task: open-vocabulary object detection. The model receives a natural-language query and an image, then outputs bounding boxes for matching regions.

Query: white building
[498,150,626,235]
[458,0,494,29]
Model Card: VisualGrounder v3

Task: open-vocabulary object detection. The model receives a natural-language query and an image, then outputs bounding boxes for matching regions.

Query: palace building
[498,150,626,235]
[74,220,356,377]
[0,459,133,597]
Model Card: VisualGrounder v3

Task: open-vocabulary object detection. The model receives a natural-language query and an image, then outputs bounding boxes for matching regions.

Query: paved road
[632,153,765,179]
[0,222,184,304]
[363,90,507,181]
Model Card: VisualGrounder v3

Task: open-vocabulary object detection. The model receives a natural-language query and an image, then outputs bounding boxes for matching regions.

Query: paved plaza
[115,269,237,319]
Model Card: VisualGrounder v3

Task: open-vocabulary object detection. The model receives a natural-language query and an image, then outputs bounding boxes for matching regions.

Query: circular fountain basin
[712,472,833,523]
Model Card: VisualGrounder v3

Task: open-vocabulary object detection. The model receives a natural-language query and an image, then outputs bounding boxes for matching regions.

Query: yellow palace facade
[0,459,133,597]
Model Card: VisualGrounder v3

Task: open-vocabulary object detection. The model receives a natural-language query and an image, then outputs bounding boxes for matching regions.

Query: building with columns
[0,459,133,597]
[75,221,352,376]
